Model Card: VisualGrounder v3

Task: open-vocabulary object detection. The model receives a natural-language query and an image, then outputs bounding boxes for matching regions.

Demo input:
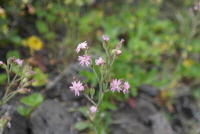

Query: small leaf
[77,107,89,118]
[20,93,43,107]
[0,73,7,84]
[6,50,20,59]
[17,106,32,117]
[36,20,49,34]
[74,121,89,131]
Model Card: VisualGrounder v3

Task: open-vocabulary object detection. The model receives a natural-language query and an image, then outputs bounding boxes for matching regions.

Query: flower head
[14,59,23,66]
[70,81,84,96]
[90,106,97,113]
[0,61,3,65]
[28,36,43,51]
[110,79,122,92]
[95,57,105,66]
[78,55,91,67]
[76,41,87,53]
[112,49,122,55]
[102,35,109,41]
[123,81,130,94]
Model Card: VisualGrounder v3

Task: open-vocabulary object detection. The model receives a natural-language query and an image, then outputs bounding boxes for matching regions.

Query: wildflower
[110,79,122,92]
[7,122,11,128]
[78,55,91,66]
[102,35,109,41]
[90,106,97,113]
[69,81,84,96]
[112,49,122,55]
[14,59,24,66]
[76,41,87,53]
[95,57,105,66]
[28,36,43,51]
[116,39,125,49]
[123,82,130,94]
[194,6,198,10]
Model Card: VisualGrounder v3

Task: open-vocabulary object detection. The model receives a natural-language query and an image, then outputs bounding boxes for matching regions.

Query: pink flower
[14,59,23,66]
[112,49,122,55]
[110,79,122,92]
[7,122,11,128]
[90,106,97,113]
[121,39,125,42]
[194,6,198,10]
[78,55,91,66]
[123,82,130,94]
[76,41,87,53]
[69,81,84,96]
[102,35,109,41]
[0,61,3,65]
[95,57,105,66]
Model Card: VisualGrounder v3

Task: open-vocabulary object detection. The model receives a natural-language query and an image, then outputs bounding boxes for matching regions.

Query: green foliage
[0,74,7,84]
[32,68,48,87]
[17,93,43,118]
[74,121,90,131]
[6,50,20,59]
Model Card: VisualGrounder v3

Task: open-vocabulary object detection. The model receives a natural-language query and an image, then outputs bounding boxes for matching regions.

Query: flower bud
[83,84,90,96]
[25,69,36,78]
[17,88,30,94]
[0,116,10,129]
[7,57,15,65]
[112,49,122,56]
[23,79,35,87]
[0,61,6,69]
[89,87,95,98]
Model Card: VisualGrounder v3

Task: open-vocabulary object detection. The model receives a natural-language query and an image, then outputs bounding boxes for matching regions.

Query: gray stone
[30,100,74,134]
[136,98,158,123]
[150,113,175,134]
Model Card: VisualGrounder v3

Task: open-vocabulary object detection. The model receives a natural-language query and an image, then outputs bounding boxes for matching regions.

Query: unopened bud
[89,87,95,98]
[112,49,122,56]
[25,69,36,78]
[0,116,10,129]
[0,61,6,69]
[24,79,35,87]
[17,88,30,94]
[7,57,15,64]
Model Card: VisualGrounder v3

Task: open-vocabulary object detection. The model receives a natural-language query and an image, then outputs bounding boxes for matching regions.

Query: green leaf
[0,73,7,84]
[36,20,49,34]
[77,107,88,118]
[32,68,48,87]
[17,106,32,117]
[20,93,43,107]
[74,121,89,131]
[6,50,20,59]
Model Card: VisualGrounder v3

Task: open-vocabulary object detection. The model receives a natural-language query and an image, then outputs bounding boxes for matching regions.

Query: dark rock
[7,111,27,134]
[110,106,153,134]
[30,100,75,134]
[138,84,160,97]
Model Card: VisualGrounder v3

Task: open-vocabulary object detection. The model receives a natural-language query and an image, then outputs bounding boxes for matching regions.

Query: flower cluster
[110,79,130,93]
[70,35,130,122]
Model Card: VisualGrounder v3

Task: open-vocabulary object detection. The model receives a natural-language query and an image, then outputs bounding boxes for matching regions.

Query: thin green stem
[85,95,97,107]
[3,72,18,100]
